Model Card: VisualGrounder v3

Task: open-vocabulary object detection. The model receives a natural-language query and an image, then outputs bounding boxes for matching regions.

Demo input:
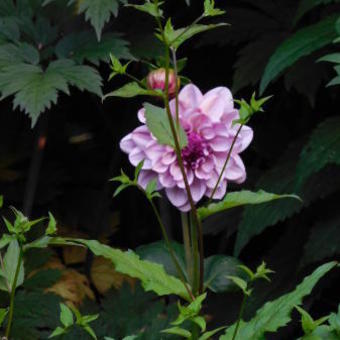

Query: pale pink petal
[178,201,191,212]
[178,84,203,110]
[120,134,135,153]
[226,155,246,183]
[205,179,227,200]
[191,180,206,202]
[238,125,254,153]
[138,170,158,189]
[159,172,176,188]
[137,108,146,123]
[210,136,230,152]
[129,148,145,166]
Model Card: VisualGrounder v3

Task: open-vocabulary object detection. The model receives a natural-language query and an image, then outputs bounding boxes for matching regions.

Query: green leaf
[204,255,242,293]
[0,308,8,327]
[49,326,66,338]
[203,0,225,17]
[163,19,228,50]
[227,276,249,295]
[103,82,157,99]
[220,262,337,340]
[318,53,340,64]
[302,215,340,266]
[0,234,15,249]
[60,303,73,328]
[0,17,20,41]
[55,31,132,65]
[0,60,102,126]
[162,326,192,338]
[144,102,188,149]
[0,195,2,207]
[199,326,227,340]
[295,305,319,334]
[45,212,57,235]
[127,2,163,17]
[0,43,40,68]
[198,190,300,220]
[54,238,192,301]
[295,117,340,189]
[77,0,124,41]
[260,15,337,94]
[136,241,187,280]
[294,0,340,24]
[0,240,24,292]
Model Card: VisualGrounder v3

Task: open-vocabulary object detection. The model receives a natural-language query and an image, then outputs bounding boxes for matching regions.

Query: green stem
[190,213,199,295]
[231,293,248,340]
[208,124,244,203]
[170,47,180,130]
[181,212,193,284]
[148,199,195,301]
[5,245,23,339]
[155,1,205,295]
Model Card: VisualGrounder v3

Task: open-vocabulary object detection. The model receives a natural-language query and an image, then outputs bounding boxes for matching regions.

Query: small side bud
[147,68,179,96]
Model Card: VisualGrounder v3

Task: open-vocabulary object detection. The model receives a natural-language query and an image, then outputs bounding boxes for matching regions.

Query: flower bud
[146,68,179,96]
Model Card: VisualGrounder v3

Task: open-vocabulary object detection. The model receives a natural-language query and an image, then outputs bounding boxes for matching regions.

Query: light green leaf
[0,234,15,249]
[45,212,57,235]
[295,305,318,334]
[318,53,340,64]
[60,303,73,328]
[220,262,337,340]
[199,326,227,340]
[162,326,192,338]
[103,82,157,99]
[198,190,300,220]
[260,15,337,94]
[295,116,340,189]
[204,255,242,293]
[0,240,24,292]
[144,102,188,149]
[227,276,249,295]
[49,326,66,338]
[0,195,2,207]
[163,19,228,50]
[0,308,8,327]
[83,324,97,340]
[77,0,123,41]
[53,238,191,301]
[127,2,163,17]
[203,0,225,17]
[192,316,206,332]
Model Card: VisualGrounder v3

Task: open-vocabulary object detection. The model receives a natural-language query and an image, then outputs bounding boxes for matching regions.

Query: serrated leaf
[127,2,163,17]
[260,15,337,94]
[103,82,157,99]
[198,190,300,220]
[77,0,123,41]
[144,102,187,149]
[204,255,242,293]
[60,303,73,328]
[220,262,337,340]
[203,0,225,17]
[164,19,228,50]
[0,240,24,292]
[0,43,40,68]
[55,31,132,65]
[53,238,191,301]
[295,116,340,188]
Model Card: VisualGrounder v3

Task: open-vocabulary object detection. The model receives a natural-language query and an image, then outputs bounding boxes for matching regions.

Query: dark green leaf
[260,16,337,94]
[127,2,163,17]
[103,82,157,99]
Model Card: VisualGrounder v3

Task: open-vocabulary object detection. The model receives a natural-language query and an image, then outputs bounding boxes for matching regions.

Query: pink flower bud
[147,68,179,96]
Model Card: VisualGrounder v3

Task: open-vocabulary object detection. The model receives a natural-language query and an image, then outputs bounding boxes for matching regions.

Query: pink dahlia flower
[120,84,253,212]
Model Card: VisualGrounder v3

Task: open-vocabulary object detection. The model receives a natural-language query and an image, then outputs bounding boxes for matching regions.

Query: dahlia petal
[205,179,227,200]
[226,155,246,183]
[137,108,146,123]
[131,126,153,148]
[120,134,135,153]
[238,125,254,152]
[170,163,183,181]
[178,201,191,212]
[210,136,230,152]
[178,84,203,110]
[162,151,176,165]
[159,172,176,188]
[166,187,188,207]
[129,148,145,166]
[138,170,158,189]
[191,180,206,202]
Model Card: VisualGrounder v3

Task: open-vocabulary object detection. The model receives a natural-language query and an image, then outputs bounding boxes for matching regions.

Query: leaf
[127,2,163,17]
[198,190,300,220]
[0,60,102,126]
[57,238,192,301]
[162,326,191,338]
[203,255,243,293]
[136,241,187,280]
[260,15,337,94]
[144,102,188,149]
[294,0,340,24]
[45,212,57,235]
[302,215,340,266]
[60,303,74,328]
[220,262,337,340]
[49,326,66,338]
[0,240,24,292]
[55,31,132,65]
[163,19,228,50]
[0,17,20,41]
[199,326,226,340]
[203,0,225,17]
[0,195,2,207]
[0,308,7,327]
[0,43,40,68]
[0,233,15,249]
[295,116,340,189]
[103,82,157,99]
[77,0,123,41]
[227,276,249,295]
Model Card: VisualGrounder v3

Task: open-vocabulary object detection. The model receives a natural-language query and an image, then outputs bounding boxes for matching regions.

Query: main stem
[149,199,194,301]
[5,245,23,339]
[231,294,247,340]
[155,10,205,295]
[181,212,193,284]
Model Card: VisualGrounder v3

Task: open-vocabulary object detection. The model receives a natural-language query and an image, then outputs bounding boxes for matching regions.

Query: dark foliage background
[0,0,340,339]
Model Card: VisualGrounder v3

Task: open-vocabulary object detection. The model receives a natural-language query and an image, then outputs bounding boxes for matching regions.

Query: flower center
[182,131,209,169]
